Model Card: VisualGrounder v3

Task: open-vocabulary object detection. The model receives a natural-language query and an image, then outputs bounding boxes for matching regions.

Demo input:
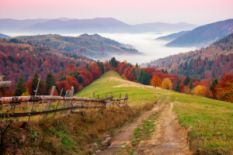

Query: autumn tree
[28,73,45,95]
[161,78,173,90]
[150,75,161,87]
[192,85,208,96]
[216,74,233,102]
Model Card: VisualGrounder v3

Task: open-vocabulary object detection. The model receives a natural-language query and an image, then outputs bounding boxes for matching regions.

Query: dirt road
[137,103,191,155]
[97,102,191,155]
[97,104,161,155]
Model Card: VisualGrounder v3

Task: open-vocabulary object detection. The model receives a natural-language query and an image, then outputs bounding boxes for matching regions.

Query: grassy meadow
[156,88,233,154]
[2,71,233,154]
[78,71,233,154]
[77,71,158,106]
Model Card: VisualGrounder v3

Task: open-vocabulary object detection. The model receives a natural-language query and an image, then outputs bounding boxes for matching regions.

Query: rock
[101,136,112,147]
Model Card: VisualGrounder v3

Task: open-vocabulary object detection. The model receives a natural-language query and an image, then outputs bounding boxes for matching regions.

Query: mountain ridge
[0,18,195,33]
[164,19,233,47]
[148,33,233,79]
[11,33,140,59]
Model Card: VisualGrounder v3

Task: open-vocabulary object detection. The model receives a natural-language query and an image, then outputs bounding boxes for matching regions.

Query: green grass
[77,71,158,106]
[132,112,158,146]
[78,71,233,154]
[154,88,233,154]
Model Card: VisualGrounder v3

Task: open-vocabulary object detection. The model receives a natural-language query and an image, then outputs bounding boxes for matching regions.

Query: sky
[1,0,233,25]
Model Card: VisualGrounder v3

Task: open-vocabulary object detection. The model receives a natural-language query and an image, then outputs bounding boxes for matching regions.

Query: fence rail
[0,94,128,120]
[0,96,108,104]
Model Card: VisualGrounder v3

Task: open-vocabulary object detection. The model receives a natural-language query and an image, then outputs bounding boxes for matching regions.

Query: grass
[78,71,233,154]
[132,112,158,146]
[77,71,158,106]
[154,88,233,154]
[2,71,233,154]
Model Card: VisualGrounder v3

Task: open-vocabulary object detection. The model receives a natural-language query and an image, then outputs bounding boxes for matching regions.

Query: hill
[133,22,194,32]
[148,33,233,79]
[12,34,140,59]
[0,18,195,33]
[78,71,233,154]
[0,39,94,86]
[1,70,233,154]
[77,71,157,106]
[166,19,233,47]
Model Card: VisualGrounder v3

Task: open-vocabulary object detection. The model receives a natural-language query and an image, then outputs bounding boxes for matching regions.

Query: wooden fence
[0,94,128,121]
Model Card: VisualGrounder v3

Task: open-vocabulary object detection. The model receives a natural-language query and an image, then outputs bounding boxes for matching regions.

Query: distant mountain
[166,19,233,47]
[0,18,195,33]
[12,33,140,59]
[156,31,188,41]
[0,33,9,38]
[148,33,233,79]
[134,22,194,33]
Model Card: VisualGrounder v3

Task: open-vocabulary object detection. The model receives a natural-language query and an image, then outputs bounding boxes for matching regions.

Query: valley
[0,5,233,154]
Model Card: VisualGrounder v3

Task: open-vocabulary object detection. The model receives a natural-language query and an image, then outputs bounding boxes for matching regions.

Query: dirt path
[97,101,191,155]
[137,103,191,155]
[97,104,161,155]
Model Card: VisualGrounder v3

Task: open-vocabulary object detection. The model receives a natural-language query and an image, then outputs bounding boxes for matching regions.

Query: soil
[137,103,191,155]
[97,104,161,155]
[97,102,192,155]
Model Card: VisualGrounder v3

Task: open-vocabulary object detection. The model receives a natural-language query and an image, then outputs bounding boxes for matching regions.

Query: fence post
[69,86,74,113]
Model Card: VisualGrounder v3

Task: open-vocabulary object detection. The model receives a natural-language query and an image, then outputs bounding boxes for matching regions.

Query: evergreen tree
[175,80,181,92]
[45,73,56,95]
[210,79,218,98]
[138,70,151,85]
[97,61,105,74]
[31,73,39,95]
[109,57,118,68]
[184,76,190,85]
[15,79,25,96]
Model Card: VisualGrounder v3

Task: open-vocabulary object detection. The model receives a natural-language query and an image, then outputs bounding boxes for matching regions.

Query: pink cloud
[0,0,232,24]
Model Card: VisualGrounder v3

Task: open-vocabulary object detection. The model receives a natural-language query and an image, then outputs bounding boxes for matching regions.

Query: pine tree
[31,73,39,95]
[210,79,218,98]
[45,73,55,95]
[15,79,25,96]
[184,76,190,85]
[109,57,118,68]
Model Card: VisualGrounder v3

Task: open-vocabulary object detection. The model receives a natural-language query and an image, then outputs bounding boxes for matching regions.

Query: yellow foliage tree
[192,85,208,96]
[161,78,173,90]
[150,75,161,87]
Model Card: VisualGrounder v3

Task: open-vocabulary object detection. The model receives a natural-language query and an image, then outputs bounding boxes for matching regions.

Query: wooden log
[0,96,109,104]
[0,103,105,118]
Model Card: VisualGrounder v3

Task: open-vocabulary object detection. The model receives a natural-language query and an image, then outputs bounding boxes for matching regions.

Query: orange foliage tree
[161,78,173,90]
[192,85,208,96]
[150,75,161,87]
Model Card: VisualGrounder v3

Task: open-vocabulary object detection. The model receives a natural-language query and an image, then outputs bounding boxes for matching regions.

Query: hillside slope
[13,34,140,59]
[77,71,157,106]
[78,71,233,154]
[166,19,233,47]
[1,71,233,154]
[0,39,93,85]
[148,33,233,79]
